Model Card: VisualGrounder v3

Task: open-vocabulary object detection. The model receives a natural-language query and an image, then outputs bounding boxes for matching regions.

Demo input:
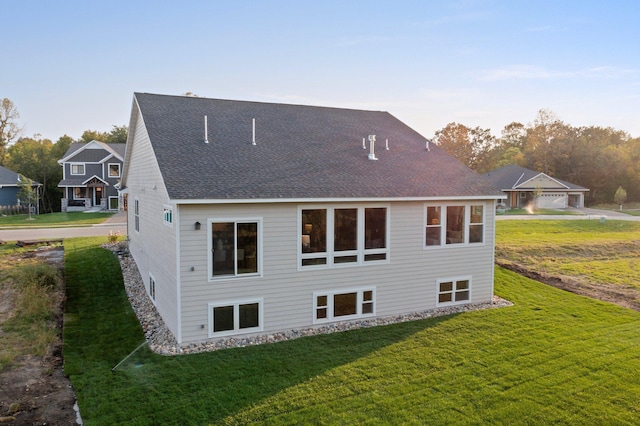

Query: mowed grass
[64,237,640,425]
[0,211,113,227]
[496,219,640,290]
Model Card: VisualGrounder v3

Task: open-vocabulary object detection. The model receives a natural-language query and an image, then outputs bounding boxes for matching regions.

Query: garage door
[536,193,566,209]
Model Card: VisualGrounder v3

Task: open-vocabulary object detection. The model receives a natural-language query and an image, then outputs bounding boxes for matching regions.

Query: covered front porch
[61,176,118,212]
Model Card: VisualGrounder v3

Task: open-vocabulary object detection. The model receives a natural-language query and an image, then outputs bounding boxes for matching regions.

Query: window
[300,206,389,268]
[208,299,263,337]
[437,278,471,305]
[446,206,465,245]
[424,203,485,247]
[209,219,261,279]
[314,288,375,323]
[134,199,140,232]
[163,205,173,226]
[109,196,119,210]
[74,187,88,199]
[108,163,121,178]
[469,205,484,244]
[70,164,85,175]
[425,206,442,246]
[149,274,156,302]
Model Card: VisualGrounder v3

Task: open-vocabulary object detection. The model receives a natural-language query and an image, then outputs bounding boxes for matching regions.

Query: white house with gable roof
[120,92,505,346]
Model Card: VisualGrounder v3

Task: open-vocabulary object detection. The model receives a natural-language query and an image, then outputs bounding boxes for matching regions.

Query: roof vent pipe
[252,118,256,145]
[204,115,209,144]
[385,138,389,150]
[425,139,430,151]
[368,135,378,161]
[362,137,366,149]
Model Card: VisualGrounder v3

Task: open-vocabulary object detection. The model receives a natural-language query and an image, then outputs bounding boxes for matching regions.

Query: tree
[79,129,108,143]
[106,125,128,144]
[17,174,37,219]
[614,187,627,210]
[434,122,495,171]
[0,98,23,159]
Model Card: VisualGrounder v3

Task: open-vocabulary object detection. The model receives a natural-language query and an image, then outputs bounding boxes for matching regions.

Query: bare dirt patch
[0,246,78,425]
[497,260,640,312]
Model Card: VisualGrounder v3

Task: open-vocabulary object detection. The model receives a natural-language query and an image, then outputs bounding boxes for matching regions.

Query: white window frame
[108,163,121,178]
[163,205,173,227]
[208,298,263,337]
[423,202,485,248]
[134,198,140,233]
[298,204,390,270]
[70,163,85,175]
[149,273,156,303]
[108,196,119,210]
[207,217,263,281]
[313,287,376,324]
[436,277,471,306]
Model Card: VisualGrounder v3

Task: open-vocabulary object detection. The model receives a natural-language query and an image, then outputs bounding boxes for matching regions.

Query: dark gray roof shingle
[134,93,504,201]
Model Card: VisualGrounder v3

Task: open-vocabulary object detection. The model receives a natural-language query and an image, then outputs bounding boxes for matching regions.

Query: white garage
[535,192,567,209]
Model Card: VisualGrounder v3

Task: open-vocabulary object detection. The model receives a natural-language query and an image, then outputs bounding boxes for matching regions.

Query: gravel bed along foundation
[104,241,513,355]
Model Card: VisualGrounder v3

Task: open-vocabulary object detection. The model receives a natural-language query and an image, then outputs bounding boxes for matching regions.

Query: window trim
[313,287,376,324]
[148,273,156,304]
[208,298,264,338]
[134,198,140,233]
[207,217,263,281]
[436,276,472,306]
[298,204,390,270]
[423,202,486,248]
[108,163,121,178]
[108,196,119,210]
[70,163,85,175]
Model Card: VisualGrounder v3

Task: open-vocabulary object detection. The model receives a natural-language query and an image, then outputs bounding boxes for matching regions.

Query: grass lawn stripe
[63,238,640,425]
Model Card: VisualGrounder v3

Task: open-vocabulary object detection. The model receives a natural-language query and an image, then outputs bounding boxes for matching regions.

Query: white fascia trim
[171,195,506,205]
[515,173,570,190]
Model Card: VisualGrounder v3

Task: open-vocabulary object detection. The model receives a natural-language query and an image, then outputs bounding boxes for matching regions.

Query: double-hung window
[314,288,375,323]
[209,219,261,279]
[70,164,85,175]
[300,206,388,268]
[425,203,485,247]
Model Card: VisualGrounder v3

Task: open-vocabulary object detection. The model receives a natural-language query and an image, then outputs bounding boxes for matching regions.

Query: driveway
[0,211,127,242]
[496,207,640,221]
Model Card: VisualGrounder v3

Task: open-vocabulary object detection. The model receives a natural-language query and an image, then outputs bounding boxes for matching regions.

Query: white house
[121,92,505,345]
[483,164,589,209]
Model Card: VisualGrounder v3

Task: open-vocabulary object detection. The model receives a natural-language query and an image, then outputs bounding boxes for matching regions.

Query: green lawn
[64,237,640,425]
[0,211,113,227]
[500,208,579,215]
[496,220,640,290]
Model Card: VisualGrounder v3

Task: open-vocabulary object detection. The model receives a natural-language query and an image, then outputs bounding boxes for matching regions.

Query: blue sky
[4,0,639,141]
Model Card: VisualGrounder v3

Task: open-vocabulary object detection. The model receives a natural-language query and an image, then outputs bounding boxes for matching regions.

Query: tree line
[0,98,127,213]
[2,97,637,212]
[433,109,639,205]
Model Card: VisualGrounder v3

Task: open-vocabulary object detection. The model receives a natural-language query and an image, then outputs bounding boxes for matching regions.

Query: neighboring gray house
[121,92,505,345]
[0,165,41,213]
[483,164,589,209]
[58,140,125,211]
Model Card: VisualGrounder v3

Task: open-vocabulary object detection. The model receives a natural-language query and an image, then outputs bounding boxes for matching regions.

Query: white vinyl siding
[177,200,496,343]
[125,107,180,341]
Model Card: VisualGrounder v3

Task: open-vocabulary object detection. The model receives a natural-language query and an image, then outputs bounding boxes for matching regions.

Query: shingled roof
[128,93,504,201]
[482,164,588,191]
